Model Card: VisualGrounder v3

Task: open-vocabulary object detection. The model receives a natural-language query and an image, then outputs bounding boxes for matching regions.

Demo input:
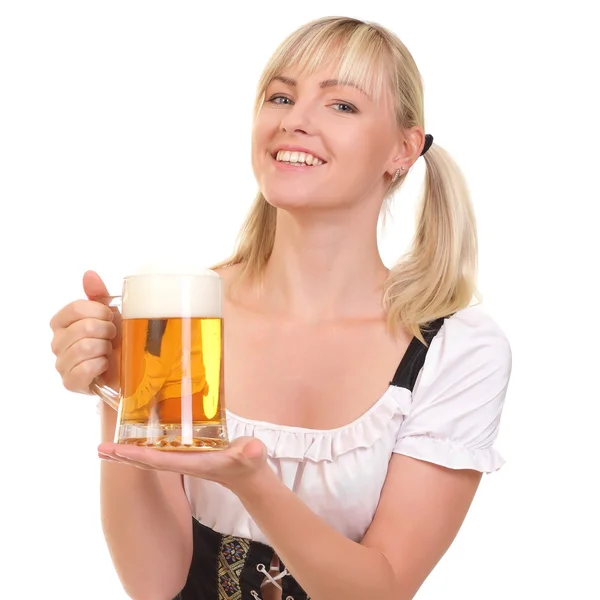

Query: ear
[386,126,426,176]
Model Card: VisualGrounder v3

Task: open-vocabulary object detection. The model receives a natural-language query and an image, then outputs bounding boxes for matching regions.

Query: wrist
[228,462,279,500]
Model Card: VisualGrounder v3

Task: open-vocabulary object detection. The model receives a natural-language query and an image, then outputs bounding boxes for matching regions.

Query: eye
[332,102,357,114]
[267,95,293,106]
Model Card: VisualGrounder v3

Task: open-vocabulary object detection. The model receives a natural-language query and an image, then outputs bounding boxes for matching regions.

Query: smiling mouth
[271,150,327,167]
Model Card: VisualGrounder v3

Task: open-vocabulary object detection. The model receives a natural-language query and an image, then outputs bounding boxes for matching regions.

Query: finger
[50,299,114,331]
[51,318,117,356]
[83,270,110,300]
[239,437,267,460]
[101,443,223,475]
[98,454,155,470]
[98,453,119,463]
[56,337,112,376]
[99,445,184,472]
[61,356,109,393]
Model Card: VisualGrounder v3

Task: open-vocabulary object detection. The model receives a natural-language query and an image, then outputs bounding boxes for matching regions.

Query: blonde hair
[212,17,478,342]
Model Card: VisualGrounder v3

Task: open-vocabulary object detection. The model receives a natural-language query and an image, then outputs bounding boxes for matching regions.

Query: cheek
[250,135,265,180]
[352,123,394,168]
[337,128,386,174]
[250,136,260,177]
[251,116,276,173]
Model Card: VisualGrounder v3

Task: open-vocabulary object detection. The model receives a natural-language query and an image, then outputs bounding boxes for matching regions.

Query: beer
[114,271,228,450]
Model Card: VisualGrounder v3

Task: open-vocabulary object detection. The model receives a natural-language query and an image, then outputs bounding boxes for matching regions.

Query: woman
[50,16,512,600]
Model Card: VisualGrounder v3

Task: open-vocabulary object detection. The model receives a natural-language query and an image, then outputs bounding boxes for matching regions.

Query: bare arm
[99,401,193,600]
[234,455,480,600]
[51,274,195,599]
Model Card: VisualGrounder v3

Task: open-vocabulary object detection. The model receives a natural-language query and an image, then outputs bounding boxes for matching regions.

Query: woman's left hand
[98,437,269,493]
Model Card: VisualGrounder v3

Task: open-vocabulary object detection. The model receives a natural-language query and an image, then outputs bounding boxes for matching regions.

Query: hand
[97,436,270,493]
[50,271,121,394]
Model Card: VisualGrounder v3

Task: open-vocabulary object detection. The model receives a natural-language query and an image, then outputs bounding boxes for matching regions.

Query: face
[251,62,402,212]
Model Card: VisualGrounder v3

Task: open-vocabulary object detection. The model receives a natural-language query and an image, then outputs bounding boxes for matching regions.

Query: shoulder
[408,304,512,427]
[394,305,511,472]
[212,263,246,303]
[441,304,510,349]
[426,305,512,380]
[212,262,243,284]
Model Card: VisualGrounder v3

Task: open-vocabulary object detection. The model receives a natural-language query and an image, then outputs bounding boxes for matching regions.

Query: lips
[270,154,325,171]
[270,146,327,163]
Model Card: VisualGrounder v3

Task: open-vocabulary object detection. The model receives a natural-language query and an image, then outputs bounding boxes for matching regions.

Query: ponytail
[383,143,478,342]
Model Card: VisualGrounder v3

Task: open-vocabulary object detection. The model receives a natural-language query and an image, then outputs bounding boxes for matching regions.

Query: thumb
[231,437,267,461]
[83,270,110,301]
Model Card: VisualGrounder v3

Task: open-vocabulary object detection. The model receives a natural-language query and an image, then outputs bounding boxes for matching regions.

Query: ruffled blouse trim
[393,434,506,473]
[226,385,411,463]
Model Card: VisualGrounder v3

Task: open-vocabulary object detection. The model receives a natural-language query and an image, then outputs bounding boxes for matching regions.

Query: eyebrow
[272,75,371,99]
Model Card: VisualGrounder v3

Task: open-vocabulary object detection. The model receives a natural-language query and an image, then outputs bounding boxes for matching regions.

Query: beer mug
[90,267,229,451]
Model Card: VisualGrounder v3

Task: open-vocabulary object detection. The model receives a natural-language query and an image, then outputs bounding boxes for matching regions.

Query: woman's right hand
[50,271,121,394]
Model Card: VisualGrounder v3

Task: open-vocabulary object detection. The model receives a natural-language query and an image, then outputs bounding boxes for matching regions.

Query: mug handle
[89,295,122,412]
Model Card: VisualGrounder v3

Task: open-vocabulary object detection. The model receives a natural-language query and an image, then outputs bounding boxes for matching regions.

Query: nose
[279,102,314,135]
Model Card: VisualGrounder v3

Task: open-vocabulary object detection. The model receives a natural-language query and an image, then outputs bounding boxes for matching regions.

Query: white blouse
[183,305,512,545]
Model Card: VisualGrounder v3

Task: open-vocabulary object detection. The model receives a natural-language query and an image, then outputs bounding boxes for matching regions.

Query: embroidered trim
[217,535,251,599]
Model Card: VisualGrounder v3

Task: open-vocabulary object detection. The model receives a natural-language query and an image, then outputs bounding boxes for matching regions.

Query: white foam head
[122,264,221,319]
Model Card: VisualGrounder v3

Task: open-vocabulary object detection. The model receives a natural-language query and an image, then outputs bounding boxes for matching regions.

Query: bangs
[255,19,395,113]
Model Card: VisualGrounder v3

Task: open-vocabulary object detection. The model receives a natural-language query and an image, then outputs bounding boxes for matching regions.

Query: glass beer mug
[90,266,229,451]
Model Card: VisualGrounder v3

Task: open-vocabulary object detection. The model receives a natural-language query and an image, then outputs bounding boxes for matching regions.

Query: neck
[256,206,389,322]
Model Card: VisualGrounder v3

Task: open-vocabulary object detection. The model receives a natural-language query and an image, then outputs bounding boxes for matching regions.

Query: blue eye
[267,95,292,105]
[332,102,356,114]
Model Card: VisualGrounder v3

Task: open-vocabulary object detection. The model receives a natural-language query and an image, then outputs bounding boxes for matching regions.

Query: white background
[1,1,598,598]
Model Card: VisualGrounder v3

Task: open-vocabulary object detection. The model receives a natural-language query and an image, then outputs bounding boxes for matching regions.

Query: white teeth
[275,150,324,166]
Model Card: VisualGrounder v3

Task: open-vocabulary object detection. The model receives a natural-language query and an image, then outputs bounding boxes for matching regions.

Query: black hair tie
[420,133,434,156]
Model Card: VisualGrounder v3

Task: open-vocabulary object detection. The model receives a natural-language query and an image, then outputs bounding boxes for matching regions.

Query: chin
[263,191,319,210]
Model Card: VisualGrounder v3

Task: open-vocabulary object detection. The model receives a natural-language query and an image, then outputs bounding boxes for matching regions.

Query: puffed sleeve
[393,306,512,473]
